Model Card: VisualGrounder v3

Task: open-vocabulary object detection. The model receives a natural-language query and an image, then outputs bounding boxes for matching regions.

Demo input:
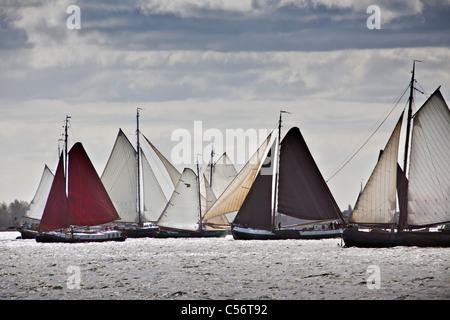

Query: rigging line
[326,84,410,183]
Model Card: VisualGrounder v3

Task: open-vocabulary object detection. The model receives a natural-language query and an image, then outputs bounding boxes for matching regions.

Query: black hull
[342,228,450,248]
[124,227,159,238]
[232,226,342,240]
[157,227,228,238]
[18,228,39,239]
[35,232,126,243]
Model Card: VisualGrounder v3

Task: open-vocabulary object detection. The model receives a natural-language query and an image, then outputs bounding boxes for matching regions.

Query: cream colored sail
[201,132,272,221]
[101,129,138,223]
[350,115,403,225]
[407,90,450,226]
[157,168,200,231]
[141,150,168,222]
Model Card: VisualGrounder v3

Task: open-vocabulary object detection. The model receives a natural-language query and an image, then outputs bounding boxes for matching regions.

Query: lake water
[1,231,449,300]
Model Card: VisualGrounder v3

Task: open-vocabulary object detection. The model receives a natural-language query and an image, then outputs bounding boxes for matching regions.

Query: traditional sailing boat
[229,113,344,240]
[18,165,54,239]
[101,109,175,237]
[343,61,450,247]
[36,117,126,243]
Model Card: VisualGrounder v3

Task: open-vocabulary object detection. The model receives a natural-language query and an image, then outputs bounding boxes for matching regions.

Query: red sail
[68,142,120,226]
[39,154,70,230]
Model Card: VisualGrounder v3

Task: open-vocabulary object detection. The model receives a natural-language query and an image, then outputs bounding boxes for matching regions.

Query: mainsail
[141,149,168,222]
[24,165,54,221]
[277,127,342,221]
[101,129,138,223]
[68,143,120,226]
[349,114,403,225]
[157,168,200,231]
[407,89,450,226]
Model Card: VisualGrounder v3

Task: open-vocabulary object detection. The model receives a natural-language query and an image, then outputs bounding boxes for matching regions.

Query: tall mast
[399,60,422,230]
[272,110,290,229]
[64,115,71,178]
[209,144,214,187]
[196,156,202,231]
[403,60,422,173]
[64,115,71,227]
[136,108,142,226]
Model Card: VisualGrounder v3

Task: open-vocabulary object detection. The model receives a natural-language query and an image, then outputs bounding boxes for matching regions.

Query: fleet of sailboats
[15,61,449,247]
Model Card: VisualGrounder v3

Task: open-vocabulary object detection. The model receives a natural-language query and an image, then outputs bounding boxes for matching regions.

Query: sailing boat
[229,113,344,240]
[342,62,450,247]
[18,165,54,239]
[36,117,126,243]
[101,109,174,237]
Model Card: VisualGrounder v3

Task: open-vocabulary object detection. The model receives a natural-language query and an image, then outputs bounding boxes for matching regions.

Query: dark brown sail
[277,127,341,221]
[233,171,272,231]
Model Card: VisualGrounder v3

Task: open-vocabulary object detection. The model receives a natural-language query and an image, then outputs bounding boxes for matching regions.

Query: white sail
[200,173,216,214]
[157,168,200,231]
[201,132,273,221]
[350,115,403,225]
[407,90,450,226]
[142,134,181,188]
[206,152,238,198]
[141,150,168,222]
[24,165,54,221]
[101,129,138,223]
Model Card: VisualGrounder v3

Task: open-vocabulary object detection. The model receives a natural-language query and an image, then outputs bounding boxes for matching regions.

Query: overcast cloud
[1,0,449,209]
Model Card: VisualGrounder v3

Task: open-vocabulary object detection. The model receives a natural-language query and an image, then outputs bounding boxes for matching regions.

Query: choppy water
[0,231,449,300]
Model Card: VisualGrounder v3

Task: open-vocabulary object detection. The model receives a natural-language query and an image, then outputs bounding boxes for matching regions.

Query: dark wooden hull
[157,227,228,238]
[232,226,342,240]
[123,226,159,238]
[35,231,126,243]
[18,228,39,239]
[342,228,450,248]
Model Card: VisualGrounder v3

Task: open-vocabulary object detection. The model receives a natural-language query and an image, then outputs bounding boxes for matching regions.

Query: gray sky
[1,0,449,210]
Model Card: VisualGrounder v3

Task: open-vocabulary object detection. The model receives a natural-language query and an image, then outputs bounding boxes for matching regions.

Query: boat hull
[342,228,450,248]
[35,230,126,243]
[157,227,228,238]
[123,226,159,238]
[18,227,39,239]
[232,226,342,240]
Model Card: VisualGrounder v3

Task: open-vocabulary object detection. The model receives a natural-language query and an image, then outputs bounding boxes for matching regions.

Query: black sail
[233,171,273,231]
[277,127,341,221]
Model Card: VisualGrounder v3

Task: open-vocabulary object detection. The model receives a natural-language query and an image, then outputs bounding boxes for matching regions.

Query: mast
[209,145,214,187]
[403,61,417,172]
[196,156,202,231]
[399,60,422,230]
[272,110,290,229]
[64,115,71,227]
[64,115,71,178]
[136,108,142,226]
